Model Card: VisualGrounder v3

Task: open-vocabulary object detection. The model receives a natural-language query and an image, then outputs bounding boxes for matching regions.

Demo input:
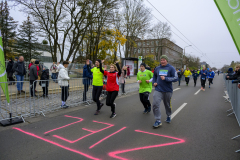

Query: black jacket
[39,69,49,87]
[13,61,27,76]
[6,61,14,73]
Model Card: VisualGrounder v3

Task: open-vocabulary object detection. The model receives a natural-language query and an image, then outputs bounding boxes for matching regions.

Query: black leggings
[201,79,206,88]
[121,83,125,93]
[106,91,118,113]
[83,84,89,101]
[209,78,213,85]
[185,77,190,84]
[194,78,197,85]
[61,86,69,102]
[92,86,103,110]
[139,92,151,109]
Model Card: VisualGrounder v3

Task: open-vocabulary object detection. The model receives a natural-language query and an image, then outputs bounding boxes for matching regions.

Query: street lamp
[181,45,192,68]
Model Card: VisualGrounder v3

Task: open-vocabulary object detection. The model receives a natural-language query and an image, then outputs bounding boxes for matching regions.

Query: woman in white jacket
[58,61,70,108]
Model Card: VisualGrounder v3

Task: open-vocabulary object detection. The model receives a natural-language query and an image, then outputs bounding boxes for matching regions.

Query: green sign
[0,30,10,103]
[214,0,240,54]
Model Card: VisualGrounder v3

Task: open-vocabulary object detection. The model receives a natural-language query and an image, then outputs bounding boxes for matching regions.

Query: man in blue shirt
[200,67,208,91]
[207,69,215,88]
[152,55,178,128]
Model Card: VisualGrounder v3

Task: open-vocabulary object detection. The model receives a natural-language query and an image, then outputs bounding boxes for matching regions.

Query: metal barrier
[223,74,240,152]
[0,78,140,125]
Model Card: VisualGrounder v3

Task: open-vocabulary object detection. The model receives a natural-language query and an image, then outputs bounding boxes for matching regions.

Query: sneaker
[99,103,104,110]
[21,90,25,93]
[147,106,151,113]
[201,87,203,90]
[143,108,148,114]
[61,104,69,109]
[94,110,100,115]
[153,120,162,128]
[165,116,171,123]
[203,89,205,91]
[110,113,117,118]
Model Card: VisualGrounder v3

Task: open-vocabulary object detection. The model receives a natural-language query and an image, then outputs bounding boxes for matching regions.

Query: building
[200,61,210,69]
[129,38,183,69]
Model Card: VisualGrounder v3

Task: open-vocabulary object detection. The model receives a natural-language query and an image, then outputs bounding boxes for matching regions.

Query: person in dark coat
[29,60,39,97]
[39,67,49,97]
[82,60,93,101]
[6,58,15,85]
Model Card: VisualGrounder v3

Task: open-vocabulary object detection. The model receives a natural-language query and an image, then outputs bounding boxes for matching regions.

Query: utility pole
[181,45,192,68]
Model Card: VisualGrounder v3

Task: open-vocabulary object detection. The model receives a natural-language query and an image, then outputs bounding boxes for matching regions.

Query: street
[0,75,239,160]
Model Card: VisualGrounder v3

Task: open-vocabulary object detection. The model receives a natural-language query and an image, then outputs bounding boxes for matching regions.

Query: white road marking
[194,89,201,95]
[173,88,181,92]
[171,103,187,119]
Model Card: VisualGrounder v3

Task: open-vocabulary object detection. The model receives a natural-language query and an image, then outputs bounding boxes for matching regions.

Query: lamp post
[181,45,192,68]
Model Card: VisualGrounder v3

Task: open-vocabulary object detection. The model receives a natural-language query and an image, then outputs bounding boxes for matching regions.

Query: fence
[0,78,139,125]
[223,74,240,153]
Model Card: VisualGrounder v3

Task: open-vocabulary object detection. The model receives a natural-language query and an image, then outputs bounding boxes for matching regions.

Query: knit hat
[228,68,233,72]
[160,55,168,61]
[140,63,146,68]
[15,57,19,60]
[35,60,39,64]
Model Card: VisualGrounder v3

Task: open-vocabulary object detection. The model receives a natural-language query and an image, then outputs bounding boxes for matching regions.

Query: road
[0,74,239,160]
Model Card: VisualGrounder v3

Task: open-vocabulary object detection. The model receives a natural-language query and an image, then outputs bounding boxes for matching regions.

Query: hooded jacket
[13,61,26,76]
[152,64,178,92]
[39,69,49,87]
[58,64,70,86]
[6,60,14,73]
[207,71,215,79]
[83,64,93,85]
[200,70,208,79]
[183,70,192,77]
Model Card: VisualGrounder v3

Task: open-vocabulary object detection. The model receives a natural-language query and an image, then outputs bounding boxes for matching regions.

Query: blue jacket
[200,70,208,79]
[153,64,178,93]
[192,72,199,79]
[207,71,215,79]
[83,65,93,85]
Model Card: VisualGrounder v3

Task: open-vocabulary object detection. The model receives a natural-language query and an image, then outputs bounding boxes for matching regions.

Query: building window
[138,49,141,53]
[147,48,149,53]
[151,48,154,53]
[156,48,158,52]
[151,41,154,45]
[143,42,145,46]
[147,41,149,45]
[134,48,137,53]
[156,41,159,45]
[143,49,145,53]
[138,42,141,46]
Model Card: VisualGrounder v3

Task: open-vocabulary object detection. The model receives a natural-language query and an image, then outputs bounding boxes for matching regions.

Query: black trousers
[194,78,197,85]
[42,86,48,96]
[106,91,118,113]
[201,79,206,88]
[139,92,151,109]
[121,83,125,93]
[30,80,37,96]
[61,86,69,102]
[92,86,103,110]
[185,77,190,84]
[209,78,213,85]
[83,84,89,101]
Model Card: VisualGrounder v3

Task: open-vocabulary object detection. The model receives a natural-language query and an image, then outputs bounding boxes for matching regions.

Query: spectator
[146,65,151,71]
[30,60,39,97]
[119,66,127,94]
[14,57,18,63]
[58,61,70,108]
[127,66,130,79]
[177,69,183,86]
[226,68,234,80]
[28,59,35,70]
[56,62,60,79]
[83,60,93,102]
[38,60,43,80]
[13,56,26,94]
[6,58,15,85]
[50,62,57,83]
[39,67,49,98]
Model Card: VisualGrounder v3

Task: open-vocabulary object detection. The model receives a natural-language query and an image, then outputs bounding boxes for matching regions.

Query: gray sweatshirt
[30,65,38,81]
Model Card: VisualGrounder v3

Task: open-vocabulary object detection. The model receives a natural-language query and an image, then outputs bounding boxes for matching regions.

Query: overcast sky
[9,0,240,68]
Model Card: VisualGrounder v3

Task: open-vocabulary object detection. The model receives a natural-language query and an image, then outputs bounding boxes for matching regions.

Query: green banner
[214,0,240,54]
[0,30,10,103]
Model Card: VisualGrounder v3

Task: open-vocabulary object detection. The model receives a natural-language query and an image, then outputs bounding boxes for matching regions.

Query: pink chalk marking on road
[108,130,185,160]
[53,120,114,143]
[44,115,83,134]
[89,127,127,149]
[12,127,100,160]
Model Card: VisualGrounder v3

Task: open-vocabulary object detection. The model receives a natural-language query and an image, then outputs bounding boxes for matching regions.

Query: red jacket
[127,67,130,76]
[104,71,120,92]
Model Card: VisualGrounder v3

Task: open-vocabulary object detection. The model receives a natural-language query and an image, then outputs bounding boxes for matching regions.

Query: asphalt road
[0,74,240,160]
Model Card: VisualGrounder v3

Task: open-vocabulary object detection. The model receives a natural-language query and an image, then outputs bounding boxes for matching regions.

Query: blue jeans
[16,75,24,91]
[178,77,181,85]
[52,73,57,82]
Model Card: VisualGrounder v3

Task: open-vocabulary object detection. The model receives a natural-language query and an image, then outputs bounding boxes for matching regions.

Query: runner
[152,55,178,128]
[200,67,208,91]
[137,63,153,114]
[102,61,121,118]
[183,67,192,86]
[86,59,104,115]
[192,70,199,87]
[207,69,215,88]
[177,69,183,86]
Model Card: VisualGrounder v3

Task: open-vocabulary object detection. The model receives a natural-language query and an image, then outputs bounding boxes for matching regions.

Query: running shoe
[143,108,148,114]
[110,113,117,118]
[94,110,100,115]
[201,87,203,90]
[203,89,205,91]
[165,116,171,123]
[147,106,151,113]
[209,85,210,88]
[153,120,162,128]
[61,104,69,109]
[99,103,104,110]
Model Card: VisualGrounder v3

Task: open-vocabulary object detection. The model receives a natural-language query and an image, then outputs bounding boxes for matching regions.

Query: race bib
[159,70,168,76]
